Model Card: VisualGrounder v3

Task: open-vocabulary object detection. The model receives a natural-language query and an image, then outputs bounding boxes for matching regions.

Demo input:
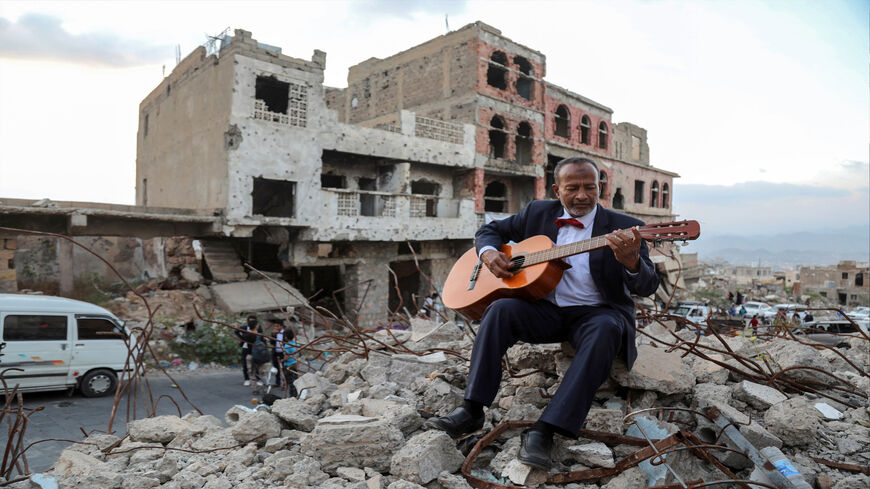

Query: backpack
[251,337,270,365]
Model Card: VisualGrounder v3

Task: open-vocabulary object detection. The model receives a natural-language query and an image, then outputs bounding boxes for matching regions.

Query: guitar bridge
[467,260,483,291]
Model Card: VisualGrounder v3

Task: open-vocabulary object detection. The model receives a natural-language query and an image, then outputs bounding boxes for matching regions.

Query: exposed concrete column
[400,110,415,137]
[58,238,74,297]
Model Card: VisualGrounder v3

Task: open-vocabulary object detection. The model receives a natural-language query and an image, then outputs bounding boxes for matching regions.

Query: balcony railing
[323,189,468,219]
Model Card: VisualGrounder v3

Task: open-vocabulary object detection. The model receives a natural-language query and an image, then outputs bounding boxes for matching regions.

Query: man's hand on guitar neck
[481,249,516,278]
[604,227,642,273]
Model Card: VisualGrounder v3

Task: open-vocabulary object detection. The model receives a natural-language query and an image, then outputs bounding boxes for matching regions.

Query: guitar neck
[521,235,610,267]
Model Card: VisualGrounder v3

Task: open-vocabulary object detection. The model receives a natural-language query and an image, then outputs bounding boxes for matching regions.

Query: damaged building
[135,23,679,326]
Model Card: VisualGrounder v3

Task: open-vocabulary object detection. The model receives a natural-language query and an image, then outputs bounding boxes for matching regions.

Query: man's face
[552,163,598,217]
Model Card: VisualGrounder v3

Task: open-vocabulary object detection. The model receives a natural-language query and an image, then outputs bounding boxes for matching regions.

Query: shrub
[172,322,239,365]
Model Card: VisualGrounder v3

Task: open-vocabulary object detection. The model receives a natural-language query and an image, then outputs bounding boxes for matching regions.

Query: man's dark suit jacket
[474,200,659,370]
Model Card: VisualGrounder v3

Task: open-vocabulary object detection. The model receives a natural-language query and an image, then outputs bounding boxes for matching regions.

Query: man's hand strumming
[481,249,515,278]
[605,227,642,273]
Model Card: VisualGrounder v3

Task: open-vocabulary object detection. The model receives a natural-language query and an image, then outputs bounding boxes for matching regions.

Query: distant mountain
[682,225,869,266]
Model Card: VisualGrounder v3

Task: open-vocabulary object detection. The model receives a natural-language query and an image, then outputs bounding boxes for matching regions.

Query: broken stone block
[611,345,695,395]
[581,409,624,434]
[386,481,427,489]
[230,411,282,445]
[202,477,232,489]
[566,442,614,468]
[294,372,337,399]
[764,397,821,446]
[691,354,729,384]
[765,340,830,382]
[53,449,112,477]
[601,466,646,489]
[301,414,404,473]
[489,437,521,474]
[262,437,292,453]
[271,397,319,432]
[437,471,475,489]
[341,398,422,435]
[502,458,548,487]
[507,343,560,373]
[389,431,465,484]
[337,467,367,482]
[128,415,197,443]
[733,380,787,409]
[692,383,733,409]
[224,405,253,426]
[505,401,542,422]
[389,352,450,388]
[192,427,237,450]
[422,378,463,415]
[121,475,161,489]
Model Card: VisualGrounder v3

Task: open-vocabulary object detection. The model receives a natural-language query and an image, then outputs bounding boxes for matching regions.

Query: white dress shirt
[551,207,603,307]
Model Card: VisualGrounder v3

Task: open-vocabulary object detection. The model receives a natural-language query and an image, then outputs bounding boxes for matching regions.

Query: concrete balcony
[298,189,478,241]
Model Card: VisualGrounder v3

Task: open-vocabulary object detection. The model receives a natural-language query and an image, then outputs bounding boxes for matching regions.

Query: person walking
[269,318,286,387]
[237,314,264,386]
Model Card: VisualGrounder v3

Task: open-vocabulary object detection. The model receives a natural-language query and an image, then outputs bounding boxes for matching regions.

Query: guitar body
[442,235,569,320]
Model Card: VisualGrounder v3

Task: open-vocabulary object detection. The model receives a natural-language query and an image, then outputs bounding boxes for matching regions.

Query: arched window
[554,105,570,138]
[514,56,533,101]
[484,181,507,212]
[515,122,532,164]
[599,170,607,199]
[598,121,608,149]
[856,273,864,287]
[661,183,669,208]
[580,115,591,145]
[612,188,624,210]
[488,116,506,159]
[487,52,508,90]
[650,181,659,208]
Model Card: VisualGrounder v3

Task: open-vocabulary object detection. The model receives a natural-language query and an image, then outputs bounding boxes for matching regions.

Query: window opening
[598,121,608,149]
[650,181,659,208]
[580,115,591,144]
[487,51,508,90]
[143,114,149,137]
[321,173,346,189]
[631,135,641,160]
[661,183,669,208]
[484,181,507,212]
[3,315,67,341]
[613,188,625,209]
[842,272,849,280]
[856,273,864,286]
[554,105,570,138]
[398,241,423,255]
[515,122,532,164]
[255,75,289,114]
[359,177,377,216]
[411,181,440,217]
[545,154,561,199]
[489,116,507,159]
[634,180,645,204]
[77,318,124,340]
[514,56,533,100]
[252,177,296,217]
[599,171,607,199]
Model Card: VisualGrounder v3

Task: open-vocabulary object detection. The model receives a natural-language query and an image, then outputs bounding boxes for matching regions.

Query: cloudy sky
[0,0,867,238]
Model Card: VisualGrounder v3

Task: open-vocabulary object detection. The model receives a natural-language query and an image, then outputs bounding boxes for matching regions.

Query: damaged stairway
[200,240,248,282]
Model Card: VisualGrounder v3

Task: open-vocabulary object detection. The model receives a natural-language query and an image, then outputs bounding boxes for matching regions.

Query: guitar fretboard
[521,235,610,267]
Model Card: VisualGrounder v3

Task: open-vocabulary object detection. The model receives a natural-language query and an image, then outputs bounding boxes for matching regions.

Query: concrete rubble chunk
[581,409,624,434]
[506,343,560,373]
[389,431,465,484]
[341,398,422,435]
[611,345,695,394]
[601,466,647,489]
[271,397,319,431]
[53,449,112,477]
[301,414,404,473]
[337,467,367,482]
[764,397,821,446]
[691,354,729,385]
[294,372,337,399]
[502,458,548,487]
[230,411,282,445]
[422,378,464,416]
[764,341,830,382]
[437,471,475,489]
[128,415,197,443]
[386,481,427,489]
[733,380,787,409]
[566,442,615,468]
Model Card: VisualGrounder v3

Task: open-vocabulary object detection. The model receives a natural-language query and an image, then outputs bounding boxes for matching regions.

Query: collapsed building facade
[135,23,679,326]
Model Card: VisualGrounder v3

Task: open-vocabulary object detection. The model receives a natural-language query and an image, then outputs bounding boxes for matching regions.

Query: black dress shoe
[518,429,553,470]
[423,406,484,438]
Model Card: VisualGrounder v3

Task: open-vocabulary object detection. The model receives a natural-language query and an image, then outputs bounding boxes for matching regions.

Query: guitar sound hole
[509,256,525,271]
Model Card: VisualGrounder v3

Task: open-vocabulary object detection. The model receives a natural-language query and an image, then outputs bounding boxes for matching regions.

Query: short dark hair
[553,157,599,185]
[247,314,257,320]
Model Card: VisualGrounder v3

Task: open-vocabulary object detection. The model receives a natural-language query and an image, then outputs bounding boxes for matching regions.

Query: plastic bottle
[759,446,813,489]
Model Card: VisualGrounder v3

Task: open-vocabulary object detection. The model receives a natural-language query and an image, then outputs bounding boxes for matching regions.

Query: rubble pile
[23,320,870,489]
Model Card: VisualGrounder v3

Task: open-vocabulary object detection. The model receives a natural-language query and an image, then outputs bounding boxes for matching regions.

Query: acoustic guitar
[442,220,700,320]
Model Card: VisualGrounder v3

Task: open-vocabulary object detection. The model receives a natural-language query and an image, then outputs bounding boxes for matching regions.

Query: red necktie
[555,218,584,229]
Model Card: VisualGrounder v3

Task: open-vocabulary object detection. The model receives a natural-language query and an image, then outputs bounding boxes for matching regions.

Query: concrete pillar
[58,238,74,297]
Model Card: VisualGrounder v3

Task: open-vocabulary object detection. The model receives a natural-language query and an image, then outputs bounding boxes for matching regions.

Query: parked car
[762,304,806,323]
[741,301,771,316]
[0,294,133,397]
[846,306,870,321]
[792,320,869,347]
[669,303,710,324]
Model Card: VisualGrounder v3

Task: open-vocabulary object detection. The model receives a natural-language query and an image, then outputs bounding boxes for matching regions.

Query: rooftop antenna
[204,27,231,58]
[445,14,450,32]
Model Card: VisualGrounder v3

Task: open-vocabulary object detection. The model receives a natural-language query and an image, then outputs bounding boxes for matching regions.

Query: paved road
[17,369,266,473]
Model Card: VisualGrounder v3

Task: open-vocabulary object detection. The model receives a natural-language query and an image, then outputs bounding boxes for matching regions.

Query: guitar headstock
[638,220,700,243]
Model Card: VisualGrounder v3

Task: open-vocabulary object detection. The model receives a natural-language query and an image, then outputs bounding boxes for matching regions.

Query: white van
[0,294,132,397]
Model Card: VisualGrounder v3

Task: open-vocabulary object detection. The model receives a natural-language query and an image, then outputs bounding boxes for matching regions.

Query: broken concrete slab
[230,411,282,444]
[300,414,404,473]
[732,380,787,409]
[611,345,695,395]
[566,442,615,468]
[764,397,821,446]
[389,431,465,484]
[127,415,199,444]
[210,279,307,314]
[501,458,548,487]
[271,397,319,432]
